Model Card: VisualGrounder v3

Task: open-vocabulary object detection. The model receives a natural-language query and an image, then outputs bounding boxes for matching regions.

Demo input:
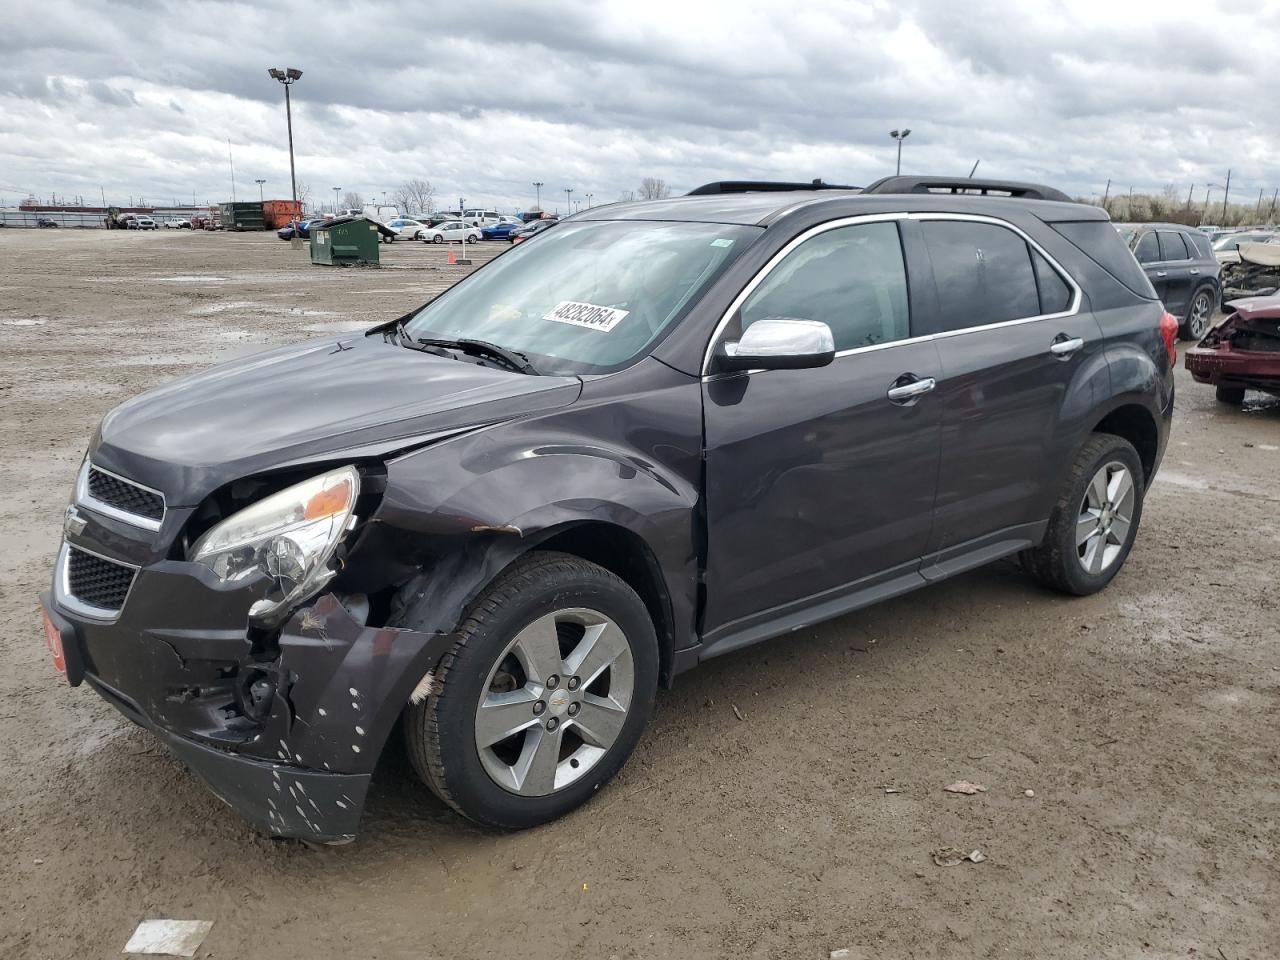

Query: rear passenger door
[914,216,1104,571]
[1155,230,1193,315]
[1133,231,1166,301]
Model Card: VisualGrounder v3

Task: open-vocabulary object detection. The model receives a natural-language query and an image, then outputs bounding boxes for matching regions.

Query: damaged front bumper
[42,578,453,842]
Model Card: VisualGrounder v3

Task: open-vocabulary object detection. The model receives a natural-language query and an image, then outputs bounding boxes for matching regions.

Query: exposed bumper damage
[44,589,455,842]
[1186,300,1280,394]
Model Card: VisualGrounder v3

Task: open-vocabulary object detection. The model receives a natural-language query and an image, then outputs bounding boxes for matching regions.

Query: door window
[1158,231,1189,261]
[738,221,910,351]
[920,220,1040,331]
[1032,249,1073,314]
[1134,231,1160,263]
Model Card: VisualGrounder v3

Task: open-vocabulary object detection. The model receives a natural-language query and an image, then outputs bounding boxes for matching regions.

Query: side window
[1158,231,1188,261]
[920,220,1040,331]
[1133,232,1160,263]
[738,221,910,352]
[1032,250,1073,314]
[1187,233,1212,259]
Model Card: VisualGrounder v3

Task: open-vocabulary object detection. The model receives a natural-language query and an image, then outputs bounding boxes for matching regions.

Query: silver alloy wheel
[474,607,634,797]
[1188,291,1212,340]
[1076,460,1135,575]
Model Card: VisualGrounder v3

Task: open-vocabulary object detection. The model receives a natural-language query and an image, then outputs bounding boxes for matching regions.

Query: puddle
[188,301,261,315]
[2,318,45,326]
[189,302,339,317]
[154,275,231,283]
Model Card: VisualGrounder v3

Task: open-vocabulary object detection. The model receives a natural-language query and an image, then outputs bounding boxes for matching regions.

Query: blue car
[276,219,321,241]
[480,220,523,240]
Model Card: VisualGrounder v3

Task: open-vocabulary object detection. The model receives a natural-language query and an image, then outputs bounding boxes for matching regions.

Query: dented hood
[91,334,581,504]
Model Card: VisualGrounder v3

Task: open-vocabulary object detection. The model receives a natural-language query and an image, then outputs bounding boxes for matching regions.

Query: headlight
[190,466,360,620]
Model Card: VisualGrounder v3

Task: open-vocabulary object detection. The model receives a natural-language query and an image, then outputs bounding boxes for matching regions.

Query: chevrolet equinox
[40,176,1175,841]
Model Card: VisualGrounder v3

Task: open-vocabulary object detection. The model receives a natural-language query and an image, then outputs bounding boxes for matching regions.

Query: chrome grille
[86,467,165,522]
[65,545,136,613]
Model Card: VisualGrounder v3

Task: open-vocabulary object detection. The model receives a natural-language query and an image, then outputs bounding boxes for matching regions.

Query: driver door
[700,219,942,643]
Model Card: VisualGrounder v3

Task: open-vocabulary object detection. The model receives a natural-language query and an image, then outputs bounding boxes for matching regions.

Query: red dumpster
[263,200,304,229]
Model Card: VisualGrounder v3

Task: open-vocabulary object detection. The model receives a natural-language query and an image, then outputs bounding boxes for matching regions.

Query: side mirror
[717,318,836,372]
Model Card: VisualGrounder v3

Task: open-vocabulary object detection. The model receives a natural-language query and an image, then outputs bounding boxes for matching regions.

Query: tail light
[1159,310,1178,365]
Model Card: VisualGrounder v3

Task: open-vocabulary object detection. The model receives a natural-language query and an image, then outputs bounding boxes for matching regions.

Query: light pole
[254,178,266,202]
[532,181,544,209]
[564,187,573,214]
[586,192,594,208]
[267,67,303,208]
[332,186,341,214]
[1204,183,1220,224]
[890,129,911,175]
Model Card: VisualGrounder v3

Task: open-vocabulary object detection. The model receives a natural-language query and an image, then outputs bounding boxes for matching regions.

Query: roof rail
[686,179,860,196]
[861,176,1073,203]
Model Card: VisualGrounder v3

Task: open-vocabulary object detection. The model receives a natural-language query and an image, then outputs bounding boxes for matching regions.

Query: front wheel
[1182,288,1214,341]
[403,552,658,828]
[1022,433,1145,596]
[432,234,444,244]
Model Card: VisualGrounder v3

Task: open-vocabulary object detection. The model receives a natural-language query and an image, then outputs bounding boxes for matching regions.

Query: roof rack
[861,176,1072,203]
[685,179,860,196]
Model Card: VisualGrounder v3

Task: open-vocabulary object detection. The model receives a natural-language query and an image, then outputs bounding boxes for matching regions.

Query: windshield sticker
[710,238,735,248]
[543,300,630,332]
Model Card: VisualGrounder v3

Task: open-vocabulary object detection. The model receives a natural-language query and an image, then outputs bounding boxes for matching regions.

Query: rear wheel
[432,234,444,244]
[1022,434,1145,596]
[403,552,658,828]
[1182,287,1214,340]
[1215,385,1246,405]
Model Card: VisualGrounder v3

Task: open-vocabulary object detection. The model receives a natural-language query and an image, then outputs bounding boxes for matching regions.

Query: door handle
[1050,336,1085,358]
[1189,268,1200,275]
[1155,270,1167,277]
[886,376,936,403]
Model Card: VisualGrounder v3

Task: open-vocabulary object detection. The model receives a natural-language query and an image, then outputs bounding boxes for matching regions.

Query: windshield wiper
[414,337,539,375]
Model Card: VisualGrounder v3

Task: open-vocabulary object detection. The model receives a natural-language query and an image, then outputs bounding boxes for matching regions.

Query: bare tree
[617,189,637,202]
[638,177,670,200]
[341,191,364,211]
[294,181,313,213]
[395,178,436,216]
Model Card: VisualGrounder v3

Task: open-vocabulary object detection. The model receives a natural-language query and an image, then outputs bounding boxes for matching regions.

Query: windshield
[405,219,758,374]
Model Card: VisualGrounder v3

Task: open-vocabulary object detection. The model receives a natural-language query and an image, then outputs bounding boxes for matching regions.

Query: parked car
[422,220,482,244]
[1185,293,1280,402]
[463,208,501,227]
[163,219,193,229]
[276,219,321,241]
[40,175,1175,842]
[37,218,60,228]
[480,218,524,240]
[510,218,557,244]
[1114,222,1221,340]
[1211,231,1277,265]
[424,212,459,227]
[385,218,431,241]
[128,216,159,231]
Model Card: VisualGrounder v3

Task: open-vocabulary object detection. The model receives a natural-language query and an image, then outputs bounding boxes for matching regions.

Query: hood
[92,334,581,505]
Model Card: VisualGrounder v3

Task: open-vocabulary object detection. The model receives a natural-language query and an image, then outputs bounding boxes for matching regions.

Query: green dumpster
[218,201,266,231]
[309,215,386,266]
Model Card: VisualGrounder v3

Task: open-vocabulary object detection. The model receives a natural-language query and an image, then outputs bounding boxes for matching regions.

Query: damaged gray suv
[40,176,1175,842]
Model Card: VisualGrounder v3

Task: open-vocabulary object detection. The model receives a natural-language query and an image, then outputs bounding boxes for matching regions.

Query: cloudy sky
[3,0,1279,215]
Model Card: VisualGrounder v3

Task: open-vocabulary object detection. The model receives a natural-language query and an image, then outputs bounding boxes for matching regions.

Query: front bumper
[1186,343,1280,389]
[42,577,454,841]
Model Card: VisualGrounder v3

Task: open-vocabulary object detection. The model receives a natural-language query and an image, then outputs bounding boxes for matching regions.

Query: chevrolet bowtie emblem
[63,505,87,537]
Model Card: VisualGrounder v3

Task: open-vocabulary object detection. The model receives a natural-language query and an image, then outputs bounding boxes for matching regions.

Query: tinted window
[1133,232,1160,263]
[739,221,909,351]
[920,220,1039,331]
[1052,220,1157,299]
[1188,233,1213,259]
[1032,250,1072,314]
[1158,231,1188,261]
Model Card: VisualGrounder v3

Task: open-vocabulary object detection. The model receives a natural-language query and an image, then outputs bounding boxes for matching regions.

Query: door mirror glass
[718,317,836,372]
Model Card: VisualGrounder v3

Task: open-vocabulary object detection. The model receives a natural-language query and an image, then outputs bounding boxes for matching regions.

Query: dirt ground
[0,229,1276,960]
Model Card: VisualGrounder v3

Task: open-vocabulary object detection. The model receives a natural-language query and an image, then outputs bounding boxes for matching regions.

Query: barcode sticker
[543,300,630,332]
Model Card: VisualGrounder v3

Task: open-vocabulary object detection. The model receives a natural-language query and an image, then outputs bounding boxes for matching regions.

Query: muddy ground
[0,229,1276,959]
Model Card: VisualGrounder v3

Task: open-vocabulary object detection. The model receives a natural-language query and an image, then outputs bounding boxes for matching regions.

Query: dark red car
[1186,294,1280,403]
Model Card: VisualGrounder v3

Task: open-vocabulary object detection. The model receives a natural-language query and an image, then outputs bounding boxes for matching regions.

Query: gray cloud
[1,0,1278,212]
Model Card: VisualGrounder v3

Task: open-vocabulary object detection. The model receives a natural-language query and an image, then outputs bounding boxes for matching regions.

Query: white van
[463,208,500,227]
[362,204,399,223]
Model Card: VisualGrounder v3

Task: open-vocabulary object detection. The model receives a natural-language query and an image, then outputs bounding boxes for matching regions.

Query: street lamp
[267,67,303,208]
[1204,182,1221,224]
[564,187,573,213]
[532,181,544,209]
[586,192,594,208]
[332,186,341,213]
[254,178,266,202]
[890,129,911,176]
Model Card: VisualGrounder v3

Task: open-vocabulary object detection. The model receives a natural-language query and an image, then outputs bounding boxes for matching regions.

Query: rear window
[1053,220,1157,299]
[920,220,1040,331]
[1158,231,1189,261]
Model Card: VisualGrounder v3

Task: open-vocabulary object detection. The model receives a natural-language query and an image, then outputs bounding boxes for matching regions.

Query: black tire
[1215,385,1246,405]
[1022,433,1145,596]
[432,234,444,244]
[1181,286,1214,341]
[402,551,658,829]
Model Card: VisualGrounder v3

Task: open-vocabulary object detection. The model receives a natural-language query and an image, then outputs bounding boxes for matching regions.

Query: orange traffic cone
[447,247,457,265]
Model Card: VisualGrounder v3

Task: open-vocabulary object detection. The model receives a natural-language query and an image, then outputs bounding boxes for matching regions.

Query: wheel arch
[1091,403,1159,482]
